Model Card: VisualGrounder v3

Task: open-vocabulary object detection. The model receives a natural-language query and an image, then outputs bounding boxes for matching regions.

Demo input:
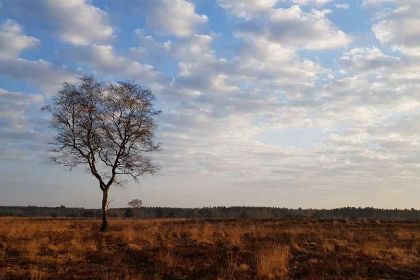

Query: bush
[124,208,133,218]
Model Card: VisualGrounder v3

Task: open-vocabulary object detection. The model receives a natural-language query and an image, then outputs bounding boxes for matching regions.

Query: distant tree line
[1,206,420,221]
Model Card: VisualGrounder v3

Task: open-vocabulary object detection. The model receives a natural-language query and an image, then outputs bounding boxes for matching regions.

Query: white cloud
[233,5,350,50]
[288,0,333,6]
[0,88,44,135]
[0,88,47,160]
[335,3,350,9]
[391,114,420,136]
[46,0,114,45]
[129,30,172,65]
[217,0,332,19]
[0,0,114,45]
[372,1,420,56]
[145,0,207,37]
[268,6,350,49]
[217,0,277,18]
[0,19,39,60]
[234,37,322,90]
[0,58,74,93]
[340,47,400,72]
[70,44,163,86]
[217,0,333,19]
[363,0,392,7]
[0,20,74,93]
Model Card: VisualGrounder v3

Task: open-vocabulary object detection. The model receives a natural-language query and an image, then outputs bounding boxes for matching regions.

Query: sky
[0,0,420,209]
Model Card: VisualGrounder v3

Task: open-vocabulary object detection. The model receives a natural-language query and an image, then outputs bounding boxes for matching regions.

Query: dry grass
[257,245,289,279]
[0,218,419,279]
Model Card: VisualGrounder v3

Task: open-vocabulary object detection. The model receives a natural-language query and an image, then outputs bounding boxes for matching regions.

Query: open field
[0,218,419,279]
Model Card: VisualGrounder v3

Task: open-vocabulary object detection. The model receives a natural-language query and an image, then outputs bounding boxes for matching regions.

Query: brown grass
[0,218,419,279]
[257,245,289,279]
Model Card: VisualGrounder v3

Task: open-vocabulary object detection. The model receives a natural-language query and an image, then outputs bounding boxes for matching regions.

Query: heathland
[0,218,419,279]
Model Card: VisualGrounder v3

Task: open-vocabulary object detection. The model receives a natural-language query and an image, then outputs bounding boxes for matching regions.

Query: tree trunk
[100,189,108,232]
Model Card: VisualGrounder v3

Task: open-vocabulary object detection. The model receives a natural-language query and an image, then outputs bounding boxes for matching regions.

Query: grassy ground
[0,218,419,279]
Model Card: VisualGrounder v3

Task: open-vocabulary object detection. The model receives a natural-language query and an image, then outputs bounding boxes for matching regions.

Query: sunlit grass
[0,218,419,279]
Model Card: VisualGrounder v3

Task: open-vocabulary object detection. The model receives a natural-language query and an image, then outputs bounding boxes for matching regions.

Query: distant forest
[1,206,419,221]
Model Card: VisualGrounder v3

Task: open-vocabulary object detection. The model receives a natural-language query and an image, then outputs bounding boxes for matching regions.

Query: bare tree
[128,199,143,208]
[44,75,160,231]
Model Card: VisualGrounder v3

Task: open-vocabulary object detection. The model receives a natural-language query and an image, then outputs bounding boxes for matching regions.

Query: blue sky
[1,0,420,209]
